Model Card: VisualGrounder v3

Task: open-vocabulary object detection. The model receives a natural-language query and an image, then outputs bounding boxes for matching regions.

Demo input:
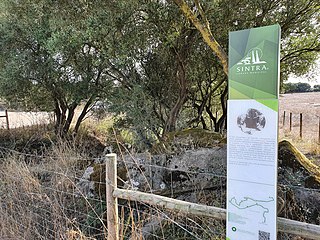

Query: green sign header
[229,24,281,100]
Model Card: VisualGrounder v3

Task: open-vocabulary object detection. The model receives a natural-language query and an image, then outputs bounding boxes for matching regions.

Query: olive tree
[0,0,118,135]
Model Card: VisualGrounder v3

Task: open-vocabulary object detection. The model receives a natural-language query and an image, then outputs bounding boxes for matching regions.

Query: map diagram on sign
[229,196,274,223]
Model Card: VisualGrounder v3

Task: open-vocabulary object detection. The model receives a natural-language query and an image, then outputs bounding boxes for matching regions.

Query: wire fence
[280,110,320,143]
[0,111,53,130]
[0,146,320,240]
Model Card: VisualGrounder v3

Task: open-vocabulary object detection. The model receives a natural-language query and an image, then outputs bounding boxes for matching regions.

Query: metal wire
[1,146,319,239]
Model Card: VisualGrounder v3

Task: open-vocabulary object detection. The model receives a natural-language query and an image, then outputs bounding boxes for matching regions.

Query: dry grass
[0,143,226,240]
[0,138,103,240]
[0,156,69,239]
[279,92,320,163]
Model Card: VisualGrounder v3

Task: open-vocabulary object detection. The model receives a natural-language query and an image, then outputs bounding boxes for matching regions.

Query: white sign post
[227,25,281,240]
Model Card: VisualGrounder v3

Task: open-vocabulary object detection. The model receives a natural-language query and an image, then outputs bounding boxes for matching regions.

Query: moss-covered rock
[279,140,320,188]
[90,163,127,197]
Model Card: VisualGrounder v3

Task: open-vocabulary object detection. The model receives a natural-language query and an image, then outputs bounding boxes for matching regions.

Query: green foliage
[313,85,320,92]
[283,82,312,93]
[0,0,116,134]
[0,0,319,143]
[84,200,106,236]
[111,0,319,139]
[202,0,320,81]
[110,85,162,148]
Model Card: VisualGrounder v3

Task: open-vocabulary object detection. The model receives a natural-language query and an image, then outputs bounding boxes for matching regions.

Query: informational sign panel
[227,25,280,240]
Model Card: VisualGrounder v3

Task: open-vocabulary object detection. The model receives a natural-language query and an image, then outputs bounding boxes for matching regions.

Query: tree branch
[172,0,228,76]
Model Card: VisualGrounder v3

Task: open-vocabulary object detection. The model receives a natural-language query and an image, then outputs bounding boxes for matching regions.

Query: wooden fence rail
[106,154,320,240]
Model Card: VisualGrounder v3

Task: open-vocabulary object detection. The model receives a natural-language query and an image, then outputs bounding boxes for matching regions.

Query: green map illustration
[229,196,274,223]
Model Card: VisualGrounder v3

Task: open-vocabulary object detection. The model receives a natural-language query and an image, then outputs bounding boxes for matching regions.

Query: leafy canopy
[0,0,319,141]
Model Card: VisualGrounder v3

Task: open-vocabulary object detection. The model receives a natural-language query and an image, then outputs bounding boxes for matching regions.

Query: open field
[279,92,320,157]
[0,111,53,129]
[279,92,320,132]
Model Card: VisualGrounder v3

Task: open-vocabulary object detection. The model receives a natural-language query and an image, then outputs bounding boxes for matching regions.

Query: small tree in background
[283,82,312,93]
[313,85,320,92]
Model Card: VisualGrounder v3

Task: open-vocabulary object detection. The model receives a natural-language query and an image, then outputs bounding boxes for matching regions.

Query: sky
[289,75,320,87]
[288,59,320,87]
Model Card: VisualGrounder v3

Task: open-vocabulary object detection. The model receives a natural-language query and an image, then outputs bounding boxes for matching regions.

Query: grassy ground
[0,125,227,239]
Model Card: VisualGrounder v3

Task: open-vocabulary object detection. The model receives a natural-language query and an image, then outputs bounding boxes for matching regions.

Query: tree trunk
[74,97,94,134]
[203,85,227,133]
[62,102,77,134]
[215,86,228,132]
[54,99,67,137]
[163,63,188,134]
[163,28,197,134]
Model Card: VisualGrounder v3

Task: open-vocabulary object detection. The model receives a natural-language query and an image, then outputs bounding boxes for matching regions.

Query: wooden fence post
[318,116,320,143]
[300,113,303,138]
[283,111,286,126]
[5,110,9,130]
[289,112,292,132]
[106,153,119,240]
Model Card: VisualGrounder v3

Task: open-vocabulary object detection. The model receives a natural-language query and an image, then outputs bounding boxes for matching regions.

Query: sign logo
[236,48,268,74]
